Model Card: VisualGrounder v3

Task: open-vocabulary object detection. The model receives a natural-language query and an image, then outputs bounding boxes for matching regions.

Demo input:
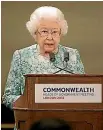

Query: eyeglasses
[36,28,61,37]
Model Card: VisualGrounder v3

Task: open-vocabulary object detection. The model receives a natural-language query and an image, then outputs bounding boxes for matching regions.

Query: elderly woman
[2,6,85,109]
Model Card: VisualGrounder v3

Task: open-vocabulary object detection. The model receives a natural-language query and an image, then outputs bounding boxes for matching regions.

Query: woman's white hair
[26,6,68,38]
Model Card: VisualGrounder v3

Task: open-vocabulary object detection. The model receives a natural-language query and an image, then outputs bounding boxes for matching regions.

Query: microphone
[64,52,69,62]
[64,52,69,68]
[49,52,74,74]
[49,52,56,62]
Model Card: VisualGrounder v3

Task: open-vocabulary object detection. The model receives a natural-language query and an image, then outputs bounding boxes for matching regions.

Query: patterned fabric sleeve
[75,49,85,74]
[2,50,23,109]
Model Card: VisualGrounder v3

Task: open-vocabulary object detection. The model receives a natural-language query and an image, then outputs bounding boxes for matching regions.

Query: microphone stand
[49,52,74,74]
[53,62,74,74]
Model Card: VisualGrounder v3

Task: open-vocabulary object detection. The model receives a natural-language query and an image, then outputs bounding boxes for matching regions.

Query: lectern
[13,74,103,130]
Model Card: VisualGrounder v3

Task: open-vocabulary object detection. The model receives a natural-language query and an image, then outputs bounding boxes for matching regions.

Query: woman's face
[35,18,61,55]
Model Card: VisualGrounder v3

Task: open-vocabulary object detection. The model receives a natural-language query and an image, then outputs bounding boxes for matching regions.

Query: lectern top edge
[24,74,103,77]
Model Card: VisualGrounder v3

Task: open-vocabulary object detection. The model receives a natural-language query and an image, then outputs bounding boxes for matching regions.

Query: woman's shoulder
[13,44,37,59]
[18,44,37,53]
[59,44,78,53]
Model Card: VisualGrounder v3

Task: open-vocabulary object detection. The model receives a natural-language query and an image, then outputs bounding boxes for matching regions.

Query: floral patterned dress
[2,44,85,109]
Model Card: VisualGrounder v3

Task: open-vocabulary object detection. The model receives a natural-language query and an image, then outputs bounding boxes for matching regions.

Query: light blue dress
[2,44,85,109]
